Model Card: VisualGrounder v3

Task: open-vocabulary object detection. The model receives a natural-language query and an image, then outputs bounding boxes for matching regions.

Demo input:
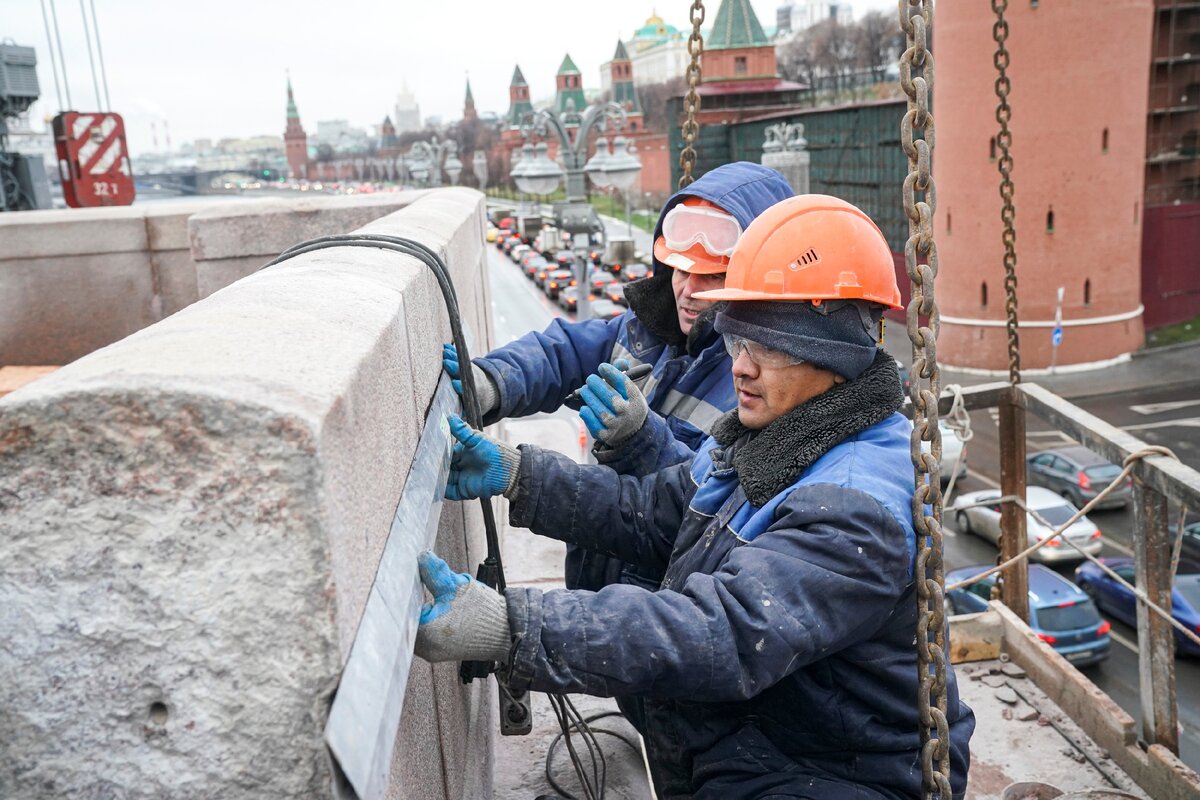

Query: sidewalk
[882,325,1200,401]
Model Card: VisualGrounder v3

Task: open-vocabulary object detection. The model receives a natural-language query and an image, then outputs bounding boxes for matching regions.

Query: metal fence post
[998,386,1029,622]
[1133,481,1178,753]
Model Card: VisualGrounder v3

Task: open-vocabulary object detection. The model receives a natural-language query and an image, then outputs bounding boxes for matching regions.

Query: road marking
[1122,416,1200,432]
[1107,626,1138,654]
[1130,399,1200,415]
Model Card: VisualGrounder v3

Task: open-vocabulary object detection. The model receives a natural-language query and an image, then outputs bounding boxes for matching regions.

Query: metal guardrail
[932,382,1200,756]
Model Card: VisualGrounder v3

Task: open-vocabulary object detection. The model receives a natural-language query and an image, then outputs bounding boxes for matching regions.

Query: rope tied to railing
[946,446,1200,651]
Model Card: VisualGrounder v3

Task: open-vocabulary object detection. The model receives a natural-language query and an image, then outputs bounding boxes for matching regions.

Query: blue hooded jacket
[472,162,794,476]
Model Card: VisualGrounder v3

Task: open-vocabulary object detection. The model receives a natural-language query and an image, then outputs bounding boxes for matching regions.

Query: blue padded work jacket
[503,413,975,800]
[472,162,793,477]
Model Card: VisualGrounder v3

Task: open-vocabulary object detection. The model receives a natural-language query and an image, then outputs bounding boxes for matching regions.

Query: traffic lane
[487,244,566,343]
[1085,617,1200,769]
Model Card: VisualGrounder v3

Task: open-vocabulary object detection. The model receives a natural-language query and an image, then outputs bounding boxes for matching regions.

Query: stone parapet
[0,187,494,799]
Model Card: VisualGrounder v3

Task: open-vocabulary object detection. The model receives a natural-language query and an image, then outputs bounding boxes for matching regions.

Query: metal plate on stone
[324,374,459,800]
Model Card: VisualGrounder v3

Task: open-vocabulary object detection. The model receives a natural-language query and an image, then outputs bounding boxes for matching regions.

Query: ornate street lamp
[603,136,642,237]
[408,135,463,187]
[473,151,488,190]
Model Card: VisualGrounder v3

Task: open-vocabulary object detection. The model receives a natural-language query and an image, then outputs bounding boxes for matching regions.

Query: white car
[952,486,1103,563]
[927,420,968,485]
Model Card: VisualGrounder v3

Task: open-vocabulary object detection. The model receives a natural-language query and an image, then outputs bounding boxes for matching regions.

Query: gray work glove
[413,551,511,664]
[578,360,649,448]
[442,343,499,416]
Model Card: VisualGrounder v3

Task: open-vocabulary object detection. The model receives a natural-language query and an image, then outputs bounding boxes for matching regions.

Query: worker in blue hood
[443,162,793,590]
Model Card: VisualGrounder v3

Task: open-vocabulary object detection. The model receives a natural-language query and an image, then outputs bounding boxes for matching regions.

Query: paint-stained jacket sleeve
[473,314,627,424]
[504,483,913,700]
[508,443,695,575]
[593,410,698,477]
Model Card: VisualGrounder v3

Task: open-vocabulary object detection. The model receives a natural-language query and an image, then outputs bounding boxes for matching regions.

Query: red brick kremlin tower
[283,75,310,181]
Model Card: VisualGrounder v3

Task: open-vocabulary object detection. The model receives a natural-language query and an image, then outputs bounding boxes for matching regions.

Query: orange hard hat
[694,194,902,308]
[652,197,738,275]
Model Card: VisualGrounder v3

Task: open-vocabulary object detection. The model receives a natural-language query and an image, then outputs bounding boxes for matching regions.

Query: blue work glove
[446,415,521,501]
[413,551,511,664]
[442,343,499,415]
[578,360,649,448]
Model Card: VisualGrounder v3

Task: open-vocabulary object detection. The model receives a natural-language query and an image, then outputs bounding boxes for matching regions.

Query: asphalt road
[486,241,1200,770]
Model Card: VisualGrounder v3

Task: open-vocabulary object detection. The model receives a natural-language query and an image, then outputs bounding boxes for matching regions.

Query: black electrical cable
[545,709,645,800]
[262,233,633,799]
[261,235,504,593]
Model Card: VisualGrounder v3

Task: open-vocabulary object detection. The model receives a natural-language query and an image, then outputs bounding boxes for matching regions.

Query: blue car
[1074,558,1200,658]
[946,564,1111,667]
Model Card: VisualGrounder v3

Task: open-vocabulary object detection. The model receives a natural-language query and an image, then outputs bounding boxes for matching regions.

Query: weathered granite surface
[0,187,493,799]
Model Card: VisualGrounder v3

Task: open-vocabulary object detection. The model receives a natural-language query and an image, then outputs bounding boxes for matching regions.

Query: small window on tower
[1047,208,1055,234]
[1084,279,1092,307]
[990,136,997,161]
[981,282,989,308]
[735,56,748,74]
[1102,128,1109,153]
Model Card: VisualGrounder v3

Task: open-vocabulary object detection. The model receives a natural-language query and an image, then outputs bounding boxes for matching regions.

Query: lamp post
[408,136,464,187]
[511,101,639,320]
[473,151,488,191]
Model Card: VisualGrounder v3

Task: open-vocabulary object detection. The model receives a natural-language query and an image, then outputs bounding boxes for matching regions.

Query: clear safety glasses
[661,203,743,257]
[723,334,805,369]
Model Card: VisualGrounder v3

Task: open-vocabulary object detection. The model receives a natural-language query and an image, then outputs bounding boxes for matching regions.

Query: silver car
[953,486,1104,563]
[1026,445,1131,511]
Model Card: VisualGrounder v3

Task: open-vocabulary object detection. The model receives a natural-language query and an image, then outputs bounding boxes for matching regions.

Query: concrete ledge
[0,188,493,799]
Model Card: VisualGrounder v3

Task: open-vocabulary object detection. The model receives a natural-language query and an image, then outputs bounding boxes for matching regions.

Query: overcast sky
[7,0,895,155]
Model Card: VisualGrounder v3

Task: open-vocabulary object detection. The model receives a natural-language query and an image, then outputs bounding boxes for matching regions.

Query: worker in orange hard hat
[421,194,974,798]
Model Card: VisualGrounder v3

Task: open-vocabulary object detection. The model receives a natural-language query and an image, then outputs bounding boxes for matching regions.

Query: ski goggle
[661,203,743,258]
[723,334,805,368]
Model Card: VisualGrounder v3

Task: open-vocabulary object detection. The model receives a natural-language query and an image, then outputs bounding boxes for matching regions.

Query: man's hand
[442,343,499,415]
[446,416,521,501]
[578,361,649,447]
[414,551,511,664]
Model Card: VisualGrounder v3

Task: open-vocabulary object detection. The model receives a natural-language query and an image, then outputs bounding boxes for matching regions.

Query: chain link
[678,0,706,188]
[993,0,1020,384]
[899,1,950,797]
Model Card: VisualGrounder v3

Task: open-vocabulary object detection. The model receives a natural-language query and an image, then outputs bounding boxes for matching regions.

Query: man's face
[730,344,845,429]
[672,268,726,335]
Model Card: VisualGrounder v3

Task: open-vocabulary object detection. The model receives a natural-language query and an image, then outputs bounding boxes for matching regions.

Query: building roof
[511,65,527,87]
[634,13,679,40]
[465,79,474,104]
[696,77,804,96]
[557,54,581,75]
[707,0,769,50]
[286,75,299,120]
[614,40,631,61]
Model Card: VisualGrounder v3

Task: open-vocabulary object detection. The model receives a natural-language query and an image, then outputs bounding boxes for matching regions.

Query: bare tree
[855,10,902,81]
[636,76,688,133]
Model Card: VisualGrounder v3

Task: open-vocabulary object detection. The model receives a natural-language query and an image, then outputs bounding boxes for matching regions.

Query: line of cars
[495,224,639,321]
[946,444,1200,665]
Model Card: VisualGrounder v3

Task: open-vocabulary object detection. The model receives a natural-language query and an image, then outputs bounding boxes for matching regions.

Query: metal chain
[898,1,950,798]
[678,0,706,188]
[993,0,1020,384]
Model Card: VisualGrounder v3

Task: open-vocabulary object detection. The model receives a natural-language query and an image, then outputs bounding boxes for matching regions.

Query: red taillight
[1057,600,1076,608]
[1078,471,1091,491]
[1044,537,1062,547]
[570,280,577,286]
[1037,633,1058,645]
[1089,529,1101,540]
[1097,620,1111,635]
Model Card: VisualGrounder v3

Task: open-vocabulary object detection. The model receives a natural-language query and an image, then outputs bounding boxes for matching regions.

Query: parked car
[953,486,1103,563]
[510,244,531,264]
[604,282,627,307]
[621,263,650,282]
[1027,446,1131,510]
[588,270,617,290]
[558,287,598,312]
[544,269,575,300]
[486,225,499,243]
[532,263,553,287]
[554,252,576,271]
[1074,558,1200,657]
[1170,519,1200,573]
[523,255,549,279]
[921,420,968,485]
[590,298,626,319]
[946,564,1111,667]
[500,235,522,255]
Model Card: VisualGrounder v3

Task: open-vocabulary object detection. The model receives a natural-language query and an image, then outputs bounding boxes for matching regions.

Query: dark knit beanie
[715,300,882,379]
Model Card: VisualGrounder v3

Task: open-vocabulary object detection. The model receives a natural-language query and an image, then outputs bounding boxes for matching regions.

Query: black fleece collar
[710,350,904,506]
[623,269,720,357]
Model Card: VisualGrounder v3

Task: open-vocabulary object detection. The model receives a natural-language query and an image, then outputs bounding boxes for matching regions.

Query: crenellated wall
[0,188,496,799]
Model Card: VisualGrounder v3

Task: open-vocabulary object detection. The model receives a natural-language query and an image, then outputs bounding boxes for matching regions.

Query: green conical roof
[707,0,768,50]
[557,53,581,75]
[286,75,299,120]
[613,40,630,61]
[511,65,527,86]
[465,79,474,104]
